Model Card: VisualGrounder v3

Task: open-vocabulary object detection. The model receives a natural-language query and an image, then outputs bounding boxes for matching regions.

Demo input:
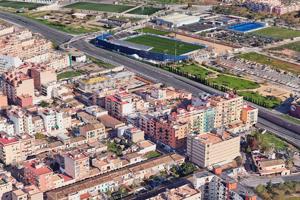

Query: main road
[0,11,299,147]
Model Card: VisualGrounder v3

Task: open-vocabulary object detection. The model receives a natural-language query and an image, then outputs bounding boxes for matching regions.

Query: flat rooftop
[193,132,234,144]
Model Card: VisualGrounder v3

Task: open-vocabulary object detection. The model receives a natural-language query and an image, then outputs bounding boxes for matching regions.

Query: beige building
[187,131,240,168]
[79,122,106,143]
[64,151,90,180]
[29,64,57,90]
[255,159,290,176]
[0,176,12,200]
[149,184,201,200]
[208,94,243,128]
[0,134,35,165]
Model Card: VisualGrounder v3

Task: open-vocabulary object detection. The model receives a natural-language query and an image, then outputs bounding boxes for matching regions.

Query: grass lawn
[238,91,281,109]
[126,35,203,55]
[0,1,44,9]
[89,56,114,68]
[128,6,161,15]
[253,26,300,39]
[175,64,213,79]
[252,131,288,151]
[57,71,82,80]
[239,52,300,74]
[271,41,300,52]
[145,151,161,159]
[137,27,170,35]
[209,75,260,90]
[65,2,133,13]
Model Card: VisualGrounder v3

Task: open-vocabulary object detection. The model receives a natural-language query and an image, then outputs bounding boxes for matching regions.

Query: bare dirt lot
[254,84,291,101]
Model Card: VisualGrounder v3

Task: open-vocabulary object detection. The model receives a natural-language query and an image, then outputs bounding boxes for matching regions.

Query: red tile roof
[0,137,18,146]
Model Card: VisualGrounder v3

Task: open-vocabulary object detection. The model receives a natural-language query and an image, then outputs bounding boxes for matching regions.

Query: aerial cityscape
[0,0,298,199]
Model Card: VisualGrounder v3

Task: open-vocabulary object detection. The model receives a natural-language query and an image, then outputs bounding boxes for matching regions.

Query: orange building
[0,94,8,108]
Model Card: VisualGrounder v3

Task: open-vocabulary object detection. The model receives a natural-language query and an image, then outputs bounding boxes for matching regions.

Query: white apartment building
[0,117,14,136]
[7,106,34,136]
[38,109,64,133]
[0,55,23,73]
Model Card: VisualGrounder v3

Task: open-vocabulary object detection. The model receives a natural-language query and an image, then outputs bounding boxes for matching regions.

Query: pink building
[16,95,33,108]
[2,71,34,103]
[28,63,57,90]
[23,159,55,192]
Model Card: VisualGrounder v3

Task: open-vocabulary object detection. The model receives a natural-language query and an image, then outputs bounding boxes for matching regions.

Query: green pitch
[125,35,203,55]
[65,2,133,13]
[137,27,170,35]
[0,1,45,9]
[253,26,300,39]
[271,41,300,52]
[128,6,161,15]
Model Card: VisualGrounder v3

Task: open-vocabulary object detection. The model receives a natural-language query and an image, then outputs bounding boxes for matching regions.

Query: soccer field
[65,2,133,13]
[125,35,203,55]
[137,27,170,35]
[0,1,45,9]
[128,7,161,15]
[253,27,300,39]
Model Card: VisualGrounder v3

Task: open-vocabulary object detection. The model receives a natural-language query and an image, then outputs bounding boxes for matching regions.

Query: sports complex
[93,31,205,62]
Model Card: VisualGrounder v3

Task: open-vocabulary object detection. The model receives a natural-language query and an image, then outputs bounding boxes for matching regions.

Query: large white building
[187,131,240,168]
[156,13,200,27]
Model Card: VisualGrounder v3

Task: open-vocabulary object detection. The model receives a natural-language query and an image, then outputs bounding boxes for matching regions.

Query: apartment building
[118,126,145,143]
[2,71,35,103]
[7,106,34,136]
[64,151,90,180]
[243,0,300,15]
[193,171,256,200]
[0,175,13,200]
[105,91,147,120]
[28,64,57,90]
[187,131,240,168]
[0,55,22,72]
[0,24,14,37]
[207,94,243,128]
[241,105,258,126]
[38,108,64,133]
[0,134,34,165]
[149,184,202,200]
[12,185,43,200]
[79,122,106,143]
[0,29,52,62]
[23,160,57,192]
[0,117,14,136]
[155,119,189,149]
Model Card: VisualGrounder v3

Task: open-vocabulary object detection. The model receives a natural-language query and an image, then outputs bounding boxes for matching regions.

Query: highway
[0,11,299,148]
